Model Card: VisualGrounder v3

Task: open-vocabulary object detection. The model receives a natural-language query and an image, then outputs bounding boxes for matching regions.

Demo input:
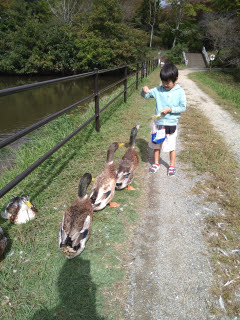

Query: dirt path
[125,69,240,319]
[180,69,240,163]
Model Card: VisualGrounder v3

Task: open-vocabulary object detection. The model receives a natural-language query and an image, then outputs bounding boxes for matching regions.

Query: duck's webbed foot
[125,185,136,190]
[109,202,120,208]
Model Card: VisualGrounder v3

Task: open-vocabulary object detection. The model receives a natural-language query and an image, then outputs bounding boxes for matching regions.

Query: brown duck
[116,125,139,190]
[59,173,93,259]
[90,142,123,211]
[1,195,37,225]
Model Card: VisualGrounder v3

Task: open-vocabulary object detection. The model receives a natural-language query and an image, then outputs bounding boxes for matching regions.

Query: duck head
[106,142,123,162]
[78,173,92,198]
[20,195,34,208]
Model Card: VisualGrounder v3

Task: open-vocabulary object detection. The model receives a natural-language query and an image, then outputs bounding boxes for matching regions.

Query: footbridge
[183,47,210,68]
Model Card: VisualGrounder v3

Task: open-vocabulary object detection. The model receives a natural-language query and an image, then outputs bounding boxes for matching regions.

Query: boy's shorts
[148,129,178,152]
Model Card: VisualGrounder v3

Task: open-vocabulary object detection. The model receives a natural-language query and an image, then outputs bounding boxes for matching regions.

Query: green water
[0,72,122,141]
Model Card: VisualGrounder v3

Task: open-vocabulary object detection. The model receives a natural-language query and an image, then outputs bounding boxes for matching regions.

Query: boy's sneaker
[168,166,176,176]
[149,163,160,173]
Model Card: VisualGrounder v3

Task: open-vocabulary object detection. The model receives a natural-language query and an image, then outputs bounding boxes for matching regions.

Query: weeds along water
[0,70,158,319]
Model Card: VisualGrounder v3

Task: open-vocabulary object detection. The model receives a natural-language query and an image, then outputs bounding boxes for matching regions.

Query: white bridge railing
[182,51,188,66]
[202,46,210,67]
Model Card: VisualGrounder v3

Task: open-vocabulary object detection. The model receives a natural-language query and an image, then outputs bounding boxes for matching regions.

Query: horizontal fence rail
[0,93,95,148]
[0,71,96,98]
[0,114,97,198]
[0,58,158,199]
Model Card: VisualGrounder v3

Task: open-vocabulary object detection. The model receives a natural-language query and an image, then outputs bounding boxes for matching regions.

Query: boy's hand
[161,108,172,114]
[142,86,149,94]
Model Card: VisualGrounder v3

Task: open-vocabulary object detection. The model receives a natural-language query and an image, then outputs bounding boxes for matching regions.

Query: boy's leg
[149,136,162,173]
[168,149,176,176]
[170,149,176,167]
[149,145,161,173]
[154,149,161,165]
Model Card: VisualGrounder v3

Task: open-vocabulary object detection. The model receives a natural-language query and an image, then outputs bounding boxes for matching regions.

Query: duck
[59,173,93,259]
[0,226,7,258]
[116,125,139,190]
[90,142,122,211]
[1,195,37,225]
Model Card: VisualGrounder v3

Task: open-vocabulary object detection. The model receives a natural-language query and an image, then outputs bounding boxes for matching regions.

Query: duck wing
[116,149,139,185]
[59,199,93,257]
[0,227,7,257]
[90,176,116,205]
[1,196,20,222]
[90,165,116,208]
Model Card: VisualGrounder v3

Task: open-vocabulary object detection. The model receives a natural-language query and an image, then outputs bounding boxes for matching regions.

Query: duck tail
[129,125,139,146]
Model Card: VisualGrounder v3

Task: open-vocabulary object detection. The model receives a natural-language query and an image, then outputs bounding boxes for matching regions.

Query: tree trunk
[172,9,181,47]
[148,0,158,48]
[150,24,154,47]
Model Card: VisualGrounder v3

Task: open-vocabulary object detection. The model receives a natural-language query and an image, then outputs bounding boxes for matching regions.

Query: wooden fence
[0,59,158,198]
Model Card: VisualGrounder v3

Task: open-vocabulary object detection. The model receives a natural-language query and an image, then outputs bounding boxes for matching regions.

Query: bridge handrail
[182,51,188,66]
[202,46,210,67]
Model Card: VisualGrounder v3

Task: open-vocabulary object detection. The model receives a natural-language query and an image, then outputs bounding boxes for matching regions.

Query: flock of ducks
[0,125,139,260]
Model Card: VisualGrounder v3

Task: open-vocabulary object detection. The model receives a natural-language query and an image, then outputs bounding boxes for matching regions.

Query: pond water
[0,72,123,141]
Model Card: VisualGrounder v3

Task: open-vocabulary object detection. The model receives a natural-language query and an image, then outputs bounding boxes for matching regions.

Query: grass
[179,95,240,315]
[188,70,240,121]
[0,70,157,319]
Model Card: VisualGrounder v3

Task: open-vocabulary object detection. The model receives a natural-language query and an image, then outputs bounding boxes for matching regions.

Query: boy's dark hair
[160,62,178,82]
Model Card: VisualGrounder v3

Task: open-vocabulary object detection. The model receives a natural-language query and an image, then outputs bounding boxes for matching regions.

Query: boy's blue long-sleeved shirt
[141,84,186,126]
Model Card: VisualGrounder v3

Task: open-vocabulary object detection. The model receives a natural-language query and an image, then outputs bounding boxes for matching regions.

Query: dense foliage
[0,0,149,75]
[0,0,239,74]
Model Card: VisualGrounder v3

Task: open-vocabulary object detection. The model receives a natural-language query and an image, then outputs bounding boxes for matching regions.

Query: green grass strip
[189,70,240,121]
[0,69,159,319]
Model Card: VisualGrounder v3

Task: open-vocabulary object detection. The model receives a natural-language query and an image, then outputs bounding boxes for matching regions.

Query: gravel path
[125,69,240,320]
[180,69,240,163]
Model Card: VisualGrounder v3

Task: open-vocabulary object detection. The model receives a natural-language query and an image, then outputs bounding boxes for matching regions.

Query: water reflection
[0,73,122,140]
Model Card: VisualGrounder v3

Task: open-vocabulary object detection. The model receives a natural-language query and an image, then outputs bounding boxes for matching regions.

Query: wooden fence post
[124,64,128,103]
[94,68,100,132]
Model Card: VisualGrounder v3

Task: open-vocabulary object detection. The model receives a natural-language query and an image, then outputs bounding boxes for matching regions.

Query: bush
[166,44,187,65]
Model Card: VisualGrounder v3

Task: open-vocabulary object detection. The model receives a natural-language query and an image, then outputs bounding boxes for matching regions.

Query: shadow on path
[147,146,169,169]
[33,258,104,320]
[136,138,149,163]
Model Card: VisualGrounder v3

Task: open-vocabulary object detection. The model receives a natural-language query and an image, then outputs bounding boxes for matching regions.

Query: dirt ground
[124,69,240,320]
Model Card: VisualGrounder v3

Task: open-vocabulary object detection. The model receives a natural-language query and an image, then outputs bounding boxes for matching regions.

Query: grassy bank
[0,70,158,319]
[180,74,240,317]
[188,70,240,122]
[2,66,239,319]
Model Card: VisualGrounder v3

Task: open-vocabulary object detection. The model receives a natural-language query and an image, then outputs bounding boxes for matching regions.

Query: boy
[141,62,186,176]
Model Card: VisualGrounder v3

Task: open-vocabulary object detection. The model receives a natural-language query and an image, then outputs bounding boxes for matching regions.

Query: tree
[211,0,240,15]
[148,0,161,47]
[133,0,161,47]
[166,0,211,47]
[46,0,88,25]
[199,12,240,68]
